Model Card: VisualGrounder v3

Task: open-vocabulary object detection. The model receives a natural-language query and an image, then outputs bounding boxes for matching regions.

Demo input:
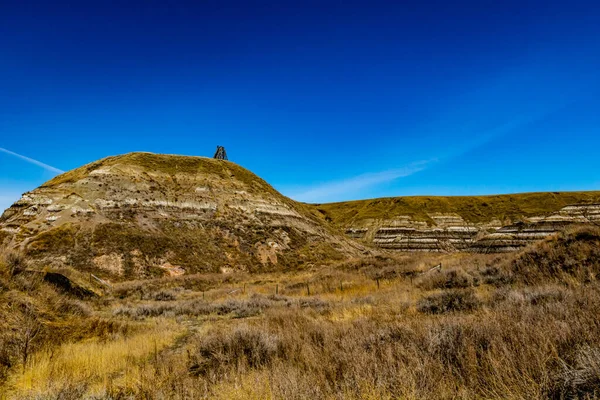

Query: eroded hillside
[0,153,365,280]
[2,153,600,399]
[2,151,599,281]
[314,193,600,252]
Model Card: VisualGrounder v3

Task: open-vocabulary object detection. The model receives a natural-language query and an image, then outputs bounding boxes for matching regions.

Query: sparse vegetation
[417,288,481,314]
[0,227,599,398]
[43,152,280,196]
[315,191,600,225]
[508,226,600,284]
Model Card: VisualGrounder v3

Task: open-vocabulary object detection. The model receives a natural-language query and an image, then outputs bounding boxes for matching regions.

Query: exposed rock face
[316,194,600,253]
[0,153,364,279]
[2,152,598,273]
[472,205,600,252]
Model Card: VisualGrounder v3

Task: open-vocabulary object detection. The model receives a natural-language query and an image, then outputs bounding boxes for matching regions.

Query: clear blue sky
[1,0,599,212]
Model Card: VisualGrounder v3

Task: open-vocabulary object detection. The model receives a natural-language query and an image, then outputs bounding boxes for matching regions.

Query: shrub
[53,297,93,317]
[189,325,281,377]
[153,290,177,301]
[508,226,600,284]
[546,345,600,399]
[492,286,566,307]
[479,265,514,286]
[0,250,28,277]
[417,289,481,314]
[113,294,330,319]
[416,268,475,290]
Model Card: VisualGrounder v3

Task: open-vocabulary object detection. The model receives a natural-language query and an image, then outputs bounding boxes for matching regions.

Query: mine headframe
[213,145,228,160]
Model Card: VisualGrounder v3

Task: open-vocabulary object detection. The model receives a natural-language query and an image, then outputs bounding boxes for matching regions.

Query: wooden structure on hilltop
[213,146,228,160]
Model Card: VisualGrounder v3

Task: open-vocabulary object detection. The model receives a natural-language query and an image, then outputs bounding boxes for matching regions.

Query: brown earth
[315,193,600,252]
[2,152,599,282]
[0,152,367,281]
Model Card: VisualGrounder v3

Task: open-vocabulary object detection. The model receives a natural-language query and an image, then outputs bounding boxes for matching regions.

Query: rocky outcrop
[3,152,598,270]
[0,153,365,279]
[317,195,600,253]
[470,205,600,252]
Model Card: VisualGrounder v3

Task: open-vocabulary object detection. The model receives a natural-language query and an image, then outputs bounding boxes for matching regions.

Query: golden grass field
[1,226,600,399]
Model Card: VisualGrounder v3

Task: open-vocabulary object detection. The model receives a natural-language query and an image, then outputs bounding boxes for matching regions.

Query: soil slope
[0,153,365,280]
[314,193,600,252]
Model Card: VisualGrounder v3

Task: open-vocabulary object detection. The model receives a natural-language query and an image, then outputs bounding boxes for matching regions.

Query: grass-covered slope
[5,228,600,398]
[507,226,600,284]
[0,152,364,280]
[43,152,280,196]
[314,191,600,226]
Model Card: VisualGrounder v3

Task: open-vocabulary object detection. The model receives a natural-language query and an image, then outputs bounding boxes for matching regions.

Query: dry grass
[43,152,279,196]
[0,249,130,389]
[6,319,182,399]
[2,227,600,399]
[102,284,600,399]
[508,226,600,284]
[315,191,600,225]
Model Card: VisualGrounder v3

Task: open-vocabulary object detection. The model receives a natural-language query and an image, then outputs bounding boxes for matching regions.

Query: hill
[2,153,600,399]
[314,192,600,252]
[0,152,365,280]
[2,152,599,278]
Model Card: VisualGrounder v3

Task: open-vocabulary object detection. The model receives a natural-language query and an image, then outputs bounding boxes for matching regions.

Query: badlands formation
[0,153,364,280]
[316,194,600,252]
[1,152,599,280]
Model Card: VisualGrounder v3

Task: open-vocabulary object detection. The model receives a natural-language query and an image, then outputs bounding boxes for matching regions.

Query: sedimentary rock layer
[0,153,365,279]
[317,194,600,253]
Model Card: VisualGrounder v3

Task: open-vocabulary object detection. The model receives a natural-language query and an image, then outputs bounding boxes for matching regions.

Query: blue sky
[1,0,599,212]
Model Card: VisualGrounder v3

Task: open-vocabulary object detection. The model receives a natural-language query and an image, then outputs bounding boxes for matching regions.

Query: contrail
[0,147,64,174]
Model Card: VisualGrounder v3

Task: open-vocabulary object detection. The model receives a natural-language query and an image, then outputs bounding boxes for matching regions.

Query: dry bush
[478,264,514,286]
[5,230,600,399]
[509,226,600,284]
[0,297,44,376]
[417,288,481,314]
[113,294,331,320]
[190,324,281,378]
[162,285,600,399]
[547,345,600,399]
[416,268,476,290]
[111,272,234,300]
[52,298,93,317]
[0,247,135,386]
[9,320,179,399]
[7,281,600,399]
[338,255,427,282]
[0,249,29,277]
[153,290,178,301]
[491,286,566,307]
[113,296,267,319]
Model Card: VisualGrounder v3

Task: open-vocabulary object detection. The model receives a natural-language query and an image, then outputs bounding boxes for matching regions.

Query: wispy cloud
[0,147,64,174]
[289,160,434,203]
[286,103,567,204]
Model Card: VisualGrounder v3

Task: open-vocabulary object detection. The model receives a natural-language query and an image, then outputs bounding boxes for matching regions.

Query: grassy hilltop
[0,153,364,279]
[315,191,600,226]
